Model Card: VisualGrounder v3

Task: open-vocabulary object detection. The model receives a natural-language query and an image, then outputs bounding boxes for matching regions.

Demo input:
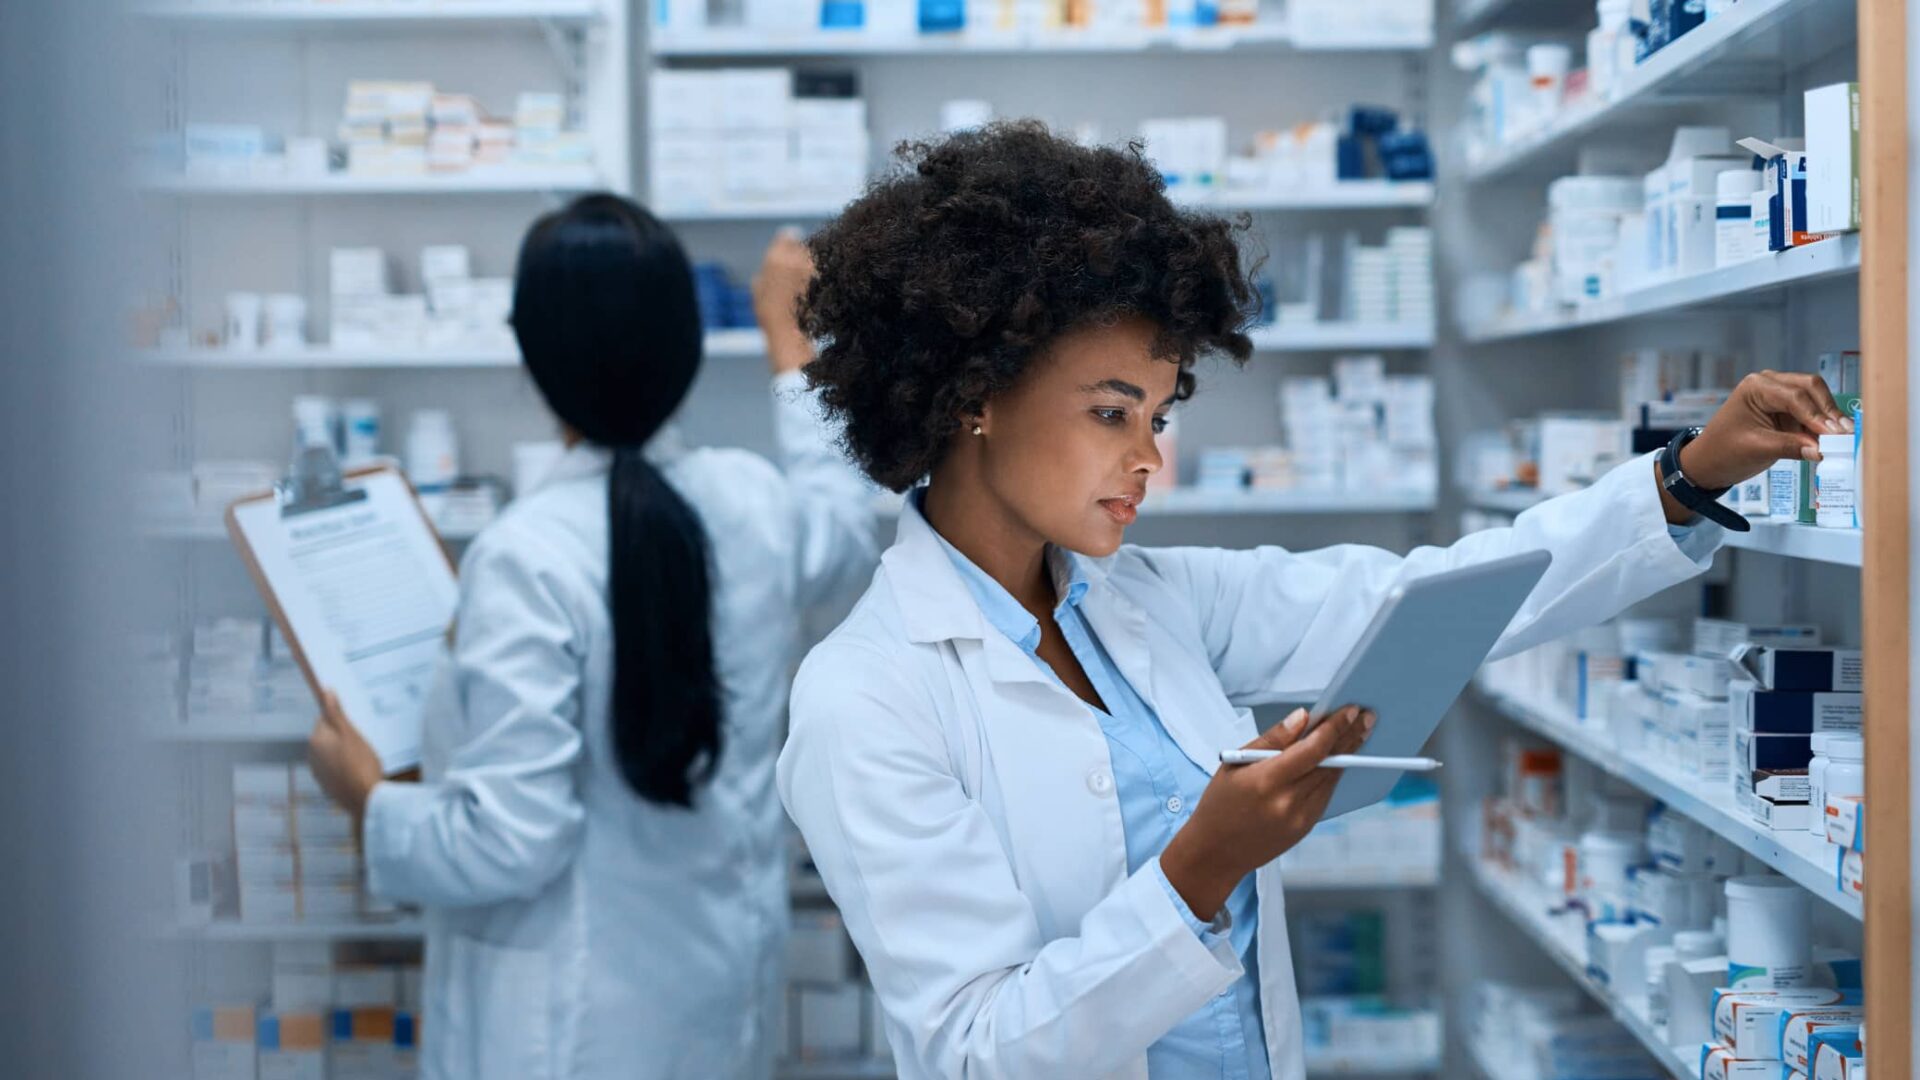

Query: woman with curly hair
[777,121,1845,1079]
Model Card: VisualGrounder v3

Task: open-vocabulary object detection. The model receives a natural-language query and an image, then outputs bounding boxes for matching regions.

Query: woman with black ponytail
[305,195,879,1080]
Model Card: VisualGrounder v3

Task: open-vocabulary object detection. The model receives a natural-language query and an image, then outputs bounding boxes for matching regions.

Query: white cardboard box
[1804,83,1861,233]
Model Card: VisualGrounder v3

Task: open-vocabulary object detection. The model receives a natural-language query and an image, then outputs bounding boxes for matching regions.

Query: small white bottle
[1821,735,1866,829]
[291,395,338,454]
[1806,732,1836,838]
[1814,433,1857,528]
[406,409,460,492]
[1714,169,1762,267]
[341,399,380,467]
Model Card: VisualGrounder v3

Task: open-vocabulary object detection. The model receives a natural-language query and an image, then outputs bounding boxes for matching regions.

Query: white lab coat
[363,373,878,1080]
[778,452,1721,1080]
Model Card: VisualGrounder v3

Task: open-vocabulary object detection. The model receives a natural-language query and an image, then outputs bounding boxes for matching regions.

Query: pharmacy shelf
[776,1061,895,1080]
[1461,234,1861,342]
[1721,520,1862,566]
[137,166,603,197]
[1248,322,1435,351]
[1170,181,1436,211]
[660,182,1432,223]
[1462,0,1858,182]
[1465,487,1863,567]
[1305,1049,1445,1076]
[650,23,1431,58]
[658,199,853,222]
[145,345,520,369]
[146,330,768,367]
[875,488,1436,518]
[135,1,603,27]
[1474,686,1863,919]
[1466,858,1693,1080]
[1452,0,1592,32]
[1282,864,1443,889]
[148,719,310,742]
[175,918,425,943]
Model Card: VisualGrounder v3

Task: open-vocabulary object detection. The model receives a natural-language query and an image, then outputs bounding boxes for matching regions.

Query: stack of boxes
[329,245,513,352]
[1278,776,1440,882]
[191,947,424,1080]
[186,619,311,733]
[1274,356,1437,495]
[233,764,384,924]
[649,68,869,213]
[782,911,891,1065]
[1343,227,1432,328]
[340,81,584,177]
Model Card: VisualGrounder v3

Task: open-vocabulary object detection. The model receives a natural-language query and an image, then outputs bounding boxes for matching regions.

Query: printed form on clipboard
[226,453,460,773]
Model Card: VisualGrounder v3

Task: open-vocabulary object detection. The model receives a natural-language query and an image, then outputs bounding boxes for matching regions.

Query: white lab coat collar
[882,493,1152,704]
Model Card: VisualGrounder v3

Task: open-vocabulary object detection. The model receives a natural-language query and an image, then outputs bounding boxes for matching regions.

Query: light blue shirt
[928,514,1270,1080]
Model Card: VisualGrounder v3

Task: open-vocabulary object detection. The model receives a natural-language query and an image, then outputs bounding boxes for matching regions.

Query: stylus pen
[1218,750,1442,771]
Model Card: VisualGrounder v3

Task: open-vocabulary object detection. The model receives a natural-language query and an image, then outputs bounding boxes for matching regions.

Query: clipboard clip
[276,444,369,518]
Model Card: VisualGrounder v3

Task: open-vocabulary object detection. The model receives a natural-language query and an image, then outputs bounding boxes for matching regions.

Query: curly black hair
[799,120,1259,492]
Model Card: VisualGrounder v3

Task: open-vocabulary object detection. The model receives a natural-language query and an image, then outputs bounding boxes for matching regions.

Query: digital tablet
[1301,548,1553,820]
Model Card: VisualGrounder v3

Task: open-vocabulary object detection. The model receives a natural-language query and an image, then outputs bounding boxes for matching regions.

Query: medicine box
[192,1006,258,1080]
[1834,848,1863,900]
[1729,684,1863,733]
[1804,83,1861,234]
[1668,954,1728,1046]
[1733,645,1863,693]
[257,1012,327,1080]
[1712,988,1852,1058]
[333,967,398,1008]
[1736,787,1810,832]
[330,1008,397,1080]
[1782,1009,1863,1072]
[1699,1044,1791,1078]
[794,983,864,1060]
[1822,795,1863,851]
[1811,1029,1864,1080]
[1738,769,1810,802]
[1696,620,1822,659]
[1733,728,1813,770]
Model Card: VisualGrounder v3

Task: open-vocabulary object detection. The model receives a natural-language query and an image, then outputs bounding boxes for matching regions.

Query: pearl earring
[972,425,983,436]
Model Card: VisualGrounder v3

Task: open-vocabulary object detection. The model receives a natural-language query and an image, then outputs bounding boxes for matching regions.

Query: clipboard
[225,446,461,773]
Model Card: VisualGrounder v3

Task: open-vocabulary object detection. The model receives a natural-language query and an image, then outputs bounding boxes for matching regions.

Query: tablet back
[1308,548,1553,820]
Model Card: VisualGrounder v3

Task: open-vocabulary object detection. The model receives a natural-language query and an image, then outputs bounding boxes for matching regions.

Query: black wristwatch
[1658,426,1751,532]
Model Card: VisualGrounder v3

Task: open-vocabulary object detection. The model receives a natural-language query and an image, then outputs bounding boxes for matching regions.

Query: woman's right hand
[751,229,817,377]
[1160,705,1375,920]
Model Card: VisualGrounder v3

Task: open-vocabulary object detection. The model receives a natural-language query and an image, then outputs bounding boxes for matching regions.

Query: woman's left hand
[309,689,385,820]
[1678,370,1851,491]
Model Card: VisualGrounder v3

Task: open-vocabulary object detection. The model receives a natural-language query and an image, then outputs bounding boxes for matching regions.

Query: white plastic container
[1725,875,1812,988]
[291,395,337,453]
[224,291,263,351]
[1714,169,1763,267]
[1548,176,1641,304]
[1806,732,1837,838]
[405,409,460,492]
[1579,829,1645,922]
[1527,44,1572,115]
[1814,433,1857,528]
[1822,735,1865,809]
[263,293,308,349]
[340,399,379,466]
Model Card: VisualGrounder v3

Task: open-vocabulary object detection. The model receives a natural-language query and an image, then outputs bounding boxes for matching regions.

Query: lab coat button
[1086,768,1113,796]
[1165,795,1184,815]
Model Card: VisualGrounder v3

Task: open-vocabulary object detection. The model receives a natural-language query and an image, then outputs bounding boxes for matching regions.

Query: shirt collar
[912,489,1093,654]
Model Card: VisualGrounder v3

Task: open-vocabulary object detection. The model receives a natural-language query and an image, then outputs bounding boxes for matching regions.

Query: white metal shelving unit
[137,1,606,27]
[1465,859,1693,1080]
[1462,235,1861,342]
[1440,0,1867,1069]
[1474,685,1862,919]
[1460,0,1858,182]
[137,166,606,196]
[1464,489,1865,567]
[649,22,1434,57]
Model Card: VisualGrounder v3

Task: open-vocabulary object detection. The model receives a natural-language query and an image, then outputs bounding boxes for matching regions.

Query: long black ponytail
[510,194,721,808]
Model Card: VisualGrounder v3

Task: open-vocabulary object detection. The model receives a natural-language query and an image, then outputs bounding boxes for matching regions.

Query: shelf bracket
[538,19,589,131]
